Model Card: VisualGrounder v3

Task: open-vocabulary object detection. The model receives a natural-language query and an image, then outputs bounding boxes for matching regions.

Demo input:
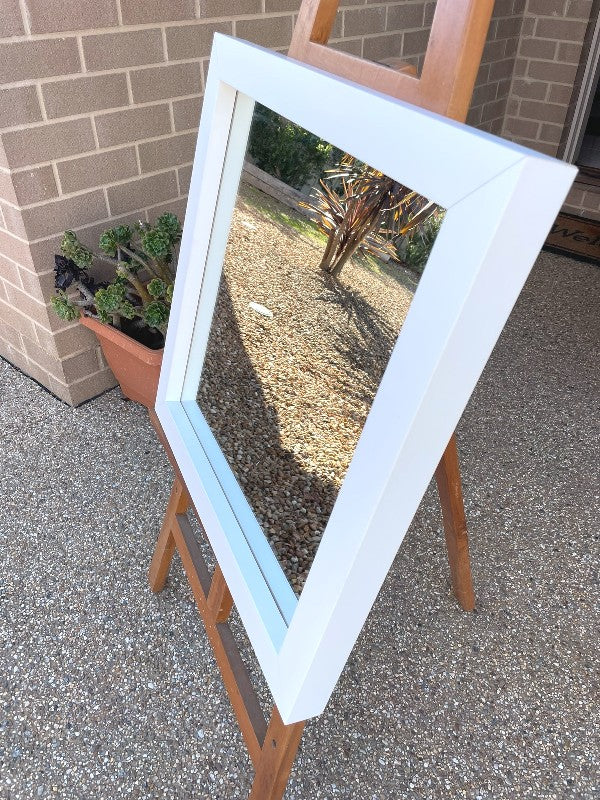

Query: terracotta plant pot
[80,316,163,409]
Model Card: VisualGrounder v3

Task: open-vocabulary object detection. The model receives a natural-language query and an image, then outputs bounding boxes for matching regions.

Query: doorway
[564,14,600,177]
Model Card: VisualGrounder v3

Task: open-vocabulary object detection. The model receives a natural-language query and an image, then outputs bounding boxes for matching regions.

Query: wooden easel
[149,2,494,796]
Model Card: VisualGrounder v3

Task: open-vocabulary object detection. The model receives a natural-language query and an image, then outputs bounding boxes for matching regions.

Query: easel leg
[148,479,190,592]
[249,707,305,800]
[434,435,476,611]
[207,565,234,623]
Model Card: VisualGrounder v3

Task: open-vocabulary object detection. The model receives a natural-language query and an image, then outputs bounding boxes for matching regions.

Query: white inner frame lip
[156,34,576,724]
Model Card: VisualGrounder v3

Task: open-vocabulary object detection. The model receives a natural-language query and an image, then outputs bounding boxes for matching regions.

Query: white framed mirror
[157,34,576,724]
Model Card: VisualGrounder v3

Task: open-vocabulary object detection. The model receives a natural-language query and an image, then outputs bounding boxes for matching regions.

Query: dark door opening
[577,83,600,173]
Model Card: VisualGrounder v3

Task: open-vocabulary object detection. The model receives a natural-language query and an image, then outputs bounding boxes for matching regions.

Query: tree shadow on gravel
[197,277,339,595]
[317,278,402,406]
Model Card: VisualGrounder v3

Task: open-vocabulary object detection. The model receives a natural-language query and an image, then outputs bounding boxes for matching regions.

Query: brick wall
[501,0,600,218]
[0,1,586,404]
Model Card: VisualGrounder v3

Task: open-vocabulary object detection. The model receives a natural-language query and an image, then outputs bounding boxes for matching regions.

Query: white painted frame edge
[156,34,576,724]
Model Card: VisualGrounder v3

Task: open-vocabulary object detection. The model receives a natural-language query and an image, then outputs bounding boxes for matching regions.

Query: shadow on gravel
[317,278,401,406]
[197,277,340,594]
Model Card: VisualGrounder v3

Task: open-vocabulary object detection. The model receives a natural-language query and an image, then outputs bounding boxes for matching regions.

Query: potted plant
[50,213,182,408]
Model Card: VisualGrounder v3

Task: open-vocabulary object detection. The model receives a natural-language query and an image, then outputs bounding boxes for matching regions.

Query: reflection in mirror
[197,104,444,595]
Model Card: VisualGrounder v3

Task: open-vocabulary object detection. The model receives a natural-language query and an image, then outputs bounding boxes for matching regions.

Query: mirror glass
[196,103,444,595]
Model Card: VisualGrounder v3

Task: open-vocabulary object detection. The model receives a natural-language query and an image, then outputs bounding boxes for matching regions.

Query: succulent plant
[50,212,182,345]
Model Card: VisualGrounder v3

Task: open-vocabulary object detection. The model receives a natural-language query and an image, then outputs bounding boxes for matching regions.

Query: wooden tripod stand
[149,2,494,796]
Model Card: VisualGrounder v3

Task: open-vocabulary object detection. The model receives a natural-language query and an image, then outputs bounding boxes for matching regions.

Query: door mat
[545,212,600,264]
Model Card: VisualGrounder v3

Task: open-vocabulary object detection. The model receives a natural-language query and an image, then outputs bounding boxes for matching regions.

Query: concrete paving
[0,251,598,799]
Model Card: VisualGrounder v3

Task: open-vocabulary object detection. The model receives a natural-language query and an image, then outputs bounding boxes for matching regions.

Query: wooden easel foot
[434,435,476,611]
[249,707,305,800]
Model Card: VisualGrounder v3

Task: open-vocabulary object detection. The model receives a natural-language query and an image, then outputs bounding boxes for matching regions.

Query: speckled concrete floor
[0,251,598,800]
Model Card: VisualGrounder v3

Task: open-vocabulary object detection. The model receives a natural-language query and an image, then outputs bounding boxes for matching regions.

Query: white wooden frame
[156,34,575,725]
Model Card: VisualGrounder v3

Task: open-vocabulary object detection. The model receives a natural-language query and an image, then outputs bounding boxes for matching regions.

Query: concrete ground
[0,250,598,799]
